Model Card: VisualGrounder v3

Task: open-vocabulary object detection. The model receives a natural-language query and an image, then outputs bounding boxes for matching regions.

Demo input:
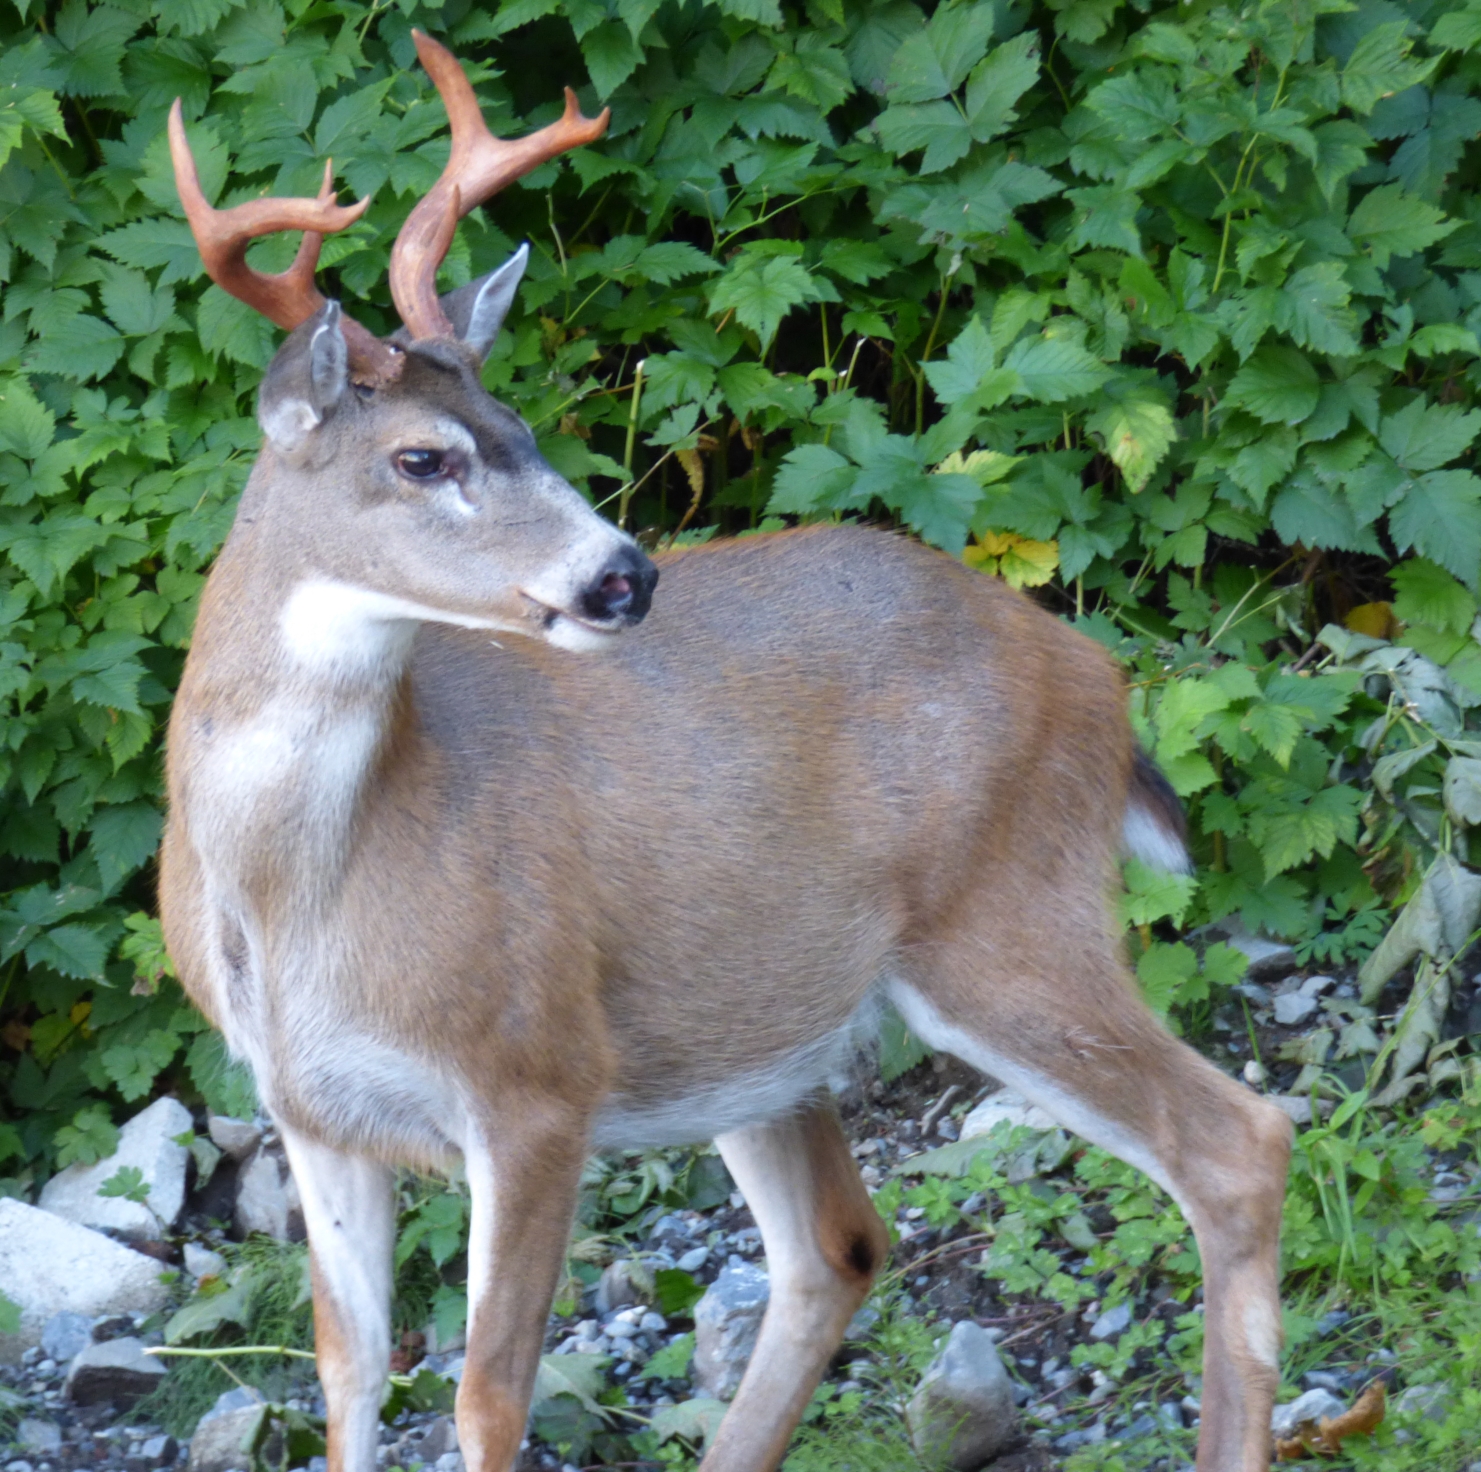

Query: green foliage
[98,1160,150,1201]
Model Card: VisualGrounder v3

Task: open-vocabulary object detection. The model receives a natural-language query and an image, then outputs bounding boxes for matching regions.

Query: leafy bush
[5,0,1481,1174]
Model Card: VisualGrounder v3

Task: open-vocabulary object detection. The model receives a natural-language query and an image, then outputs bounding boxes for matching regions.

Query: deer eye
[395,448,448,480]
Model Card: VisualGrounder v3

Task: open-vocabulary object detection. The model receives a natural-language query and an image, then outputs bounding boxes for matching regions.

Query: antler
[169,101,402,384]
[389,30,610,340]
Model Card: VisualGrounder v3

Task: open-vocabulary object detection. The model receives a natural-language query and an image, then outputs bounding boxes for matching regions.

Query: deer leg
[890,966,1290,1472]
[454,1108,590,1472]
[701,1096,890,1472]
[278,1125,396,1472]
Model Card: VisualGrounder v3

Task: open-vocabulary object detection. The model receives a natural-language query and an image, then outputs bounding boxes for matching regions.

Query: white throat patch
[279,578,510,677]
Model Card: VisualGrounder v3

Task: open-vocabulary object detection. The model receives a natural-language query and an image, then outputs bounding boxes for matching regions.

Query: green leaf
[768,444,856,515]
[581,22,645,97]
[1379,399,1481,472]
[1087,397,1176,493]
[1348,184,1457,267]
[708,255,824,351]
[1086,69,1180,139]
[88,801,163,893]
[886,5,993,103]
[964,33,1041,141]
[1341,23,1437,114]
[1281,264,1359,356]
[1390,558,1477,633]
[1388,470,1481,588]
[1003,334,1109,402]
[0,378,56,459]
[1224,347,1320,426]
[1119,858,1197,927]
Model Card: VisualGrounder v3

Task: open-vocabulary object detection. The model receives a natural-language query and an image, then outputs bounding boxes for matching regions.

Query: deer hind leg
[701,1096,890,1472]
[890,945,1290,1472]
[278,1125,396,1472]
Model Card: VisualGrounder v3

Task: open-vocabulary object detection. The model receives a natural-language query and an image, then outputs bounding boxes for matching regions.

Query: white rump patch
[1122,803,1192,874]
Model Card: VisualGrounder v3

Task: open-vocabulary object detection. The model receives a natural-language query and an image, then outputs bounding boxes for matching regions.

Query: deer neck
[175,523,426,918]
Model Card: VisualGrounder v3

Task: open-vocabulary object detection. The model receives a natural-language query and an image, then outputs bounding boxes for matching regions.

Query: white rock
[692,1263,770,1400]
[183,1243,227,1281]
[39,1097,194,1241]
[206,1117,262,1163]
[1299,974,1336,998]
[64,1336,168,1405]
[234,1146,303,1241]
[906,1321,1018,1470]
[0,1199,169,1361]
[1273,992,1320,1026]
[1271,1388,1346,1437]
[960,1089,1055,1139]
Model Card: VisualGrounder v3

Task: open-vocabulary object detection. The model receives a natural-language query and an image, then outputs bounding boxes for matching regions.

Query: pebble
[1089,1303,1132,1340]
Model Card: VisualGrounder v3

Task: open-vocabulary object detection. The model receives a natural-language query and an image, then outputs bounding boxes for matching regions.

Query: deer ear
[439,243,529,360]
[258,300,350,451]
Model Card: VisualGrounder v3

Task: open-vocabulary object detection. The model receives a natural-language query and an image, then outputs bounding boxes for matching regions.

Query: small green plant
[98,1163,150,1203]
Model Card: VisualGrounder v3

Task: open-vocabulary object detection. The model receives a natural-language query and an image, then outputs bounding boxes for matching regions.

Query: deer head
[170,32,656,657]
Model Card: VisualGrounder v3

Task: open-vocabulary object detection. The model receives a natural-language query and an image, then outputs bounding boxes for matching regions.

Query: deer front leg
[702,1097,890,1472]
[278,1125,396,1472]
[455,1106,590,1472]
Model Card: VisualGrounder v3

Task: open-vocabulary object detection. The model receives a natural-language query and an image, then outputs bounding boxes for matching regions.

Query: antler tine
[169,100,372,332]
[389,31,610,340]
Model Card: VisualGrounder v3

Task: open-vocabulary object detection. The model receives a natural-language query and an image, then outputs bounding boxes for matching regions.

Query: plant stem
[618,360,646,529]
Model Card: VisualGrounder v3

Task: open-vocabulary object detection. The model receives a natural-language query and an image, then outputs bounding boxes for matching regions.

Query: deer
[157,30,1292,1472]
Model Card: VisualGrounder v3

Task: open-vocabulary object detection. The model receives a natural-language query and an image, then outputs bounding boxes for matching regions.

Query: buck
[159,31,1291,1472]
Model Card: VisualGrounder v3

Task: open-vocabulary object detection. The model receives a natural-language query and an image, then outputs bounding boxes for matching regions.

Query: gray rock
[40,1312,93,1365]
[1273,992,1319,1026]
[1267,1095,1334,1126]
[594,1259,653,1316]
[1220,926,1298,982]
[675,1246,709,1273]
[188,1388,269,1472]
[15,1420,62,1454]
[137,1433,179,1468]
[1394,1383,1450,1423]
[39,1098,194,1241]
[1089,1303,1132,1340]
[0,1200,169,1361]
[182,1244,227,1281]
[64,1336,168,1405]
[233,1146,303,1241]
[393,1416,457,1467]
[206,1117,262,1163]
[906,1321,1018,1470]
[1270,1388,1346,1437]
[692,1264,770,1401]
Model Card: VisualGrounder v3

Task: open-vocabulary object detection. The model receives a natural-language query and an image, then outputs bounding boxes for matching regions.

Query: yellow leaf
[998,537,1059,589]
[1346,601,1394,638]
[964,530,1059,588]
[976,529,1019,557]
[935,449,1022,485]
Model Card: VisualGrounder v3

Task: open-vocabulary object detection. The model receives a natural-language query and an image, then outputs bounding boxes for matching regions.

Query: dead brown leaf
[1273,1381,1386,1461]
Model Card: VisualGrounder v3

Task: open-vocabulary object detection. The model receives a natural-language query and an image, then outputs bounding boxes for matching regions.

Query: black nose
[580,546,658,625]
